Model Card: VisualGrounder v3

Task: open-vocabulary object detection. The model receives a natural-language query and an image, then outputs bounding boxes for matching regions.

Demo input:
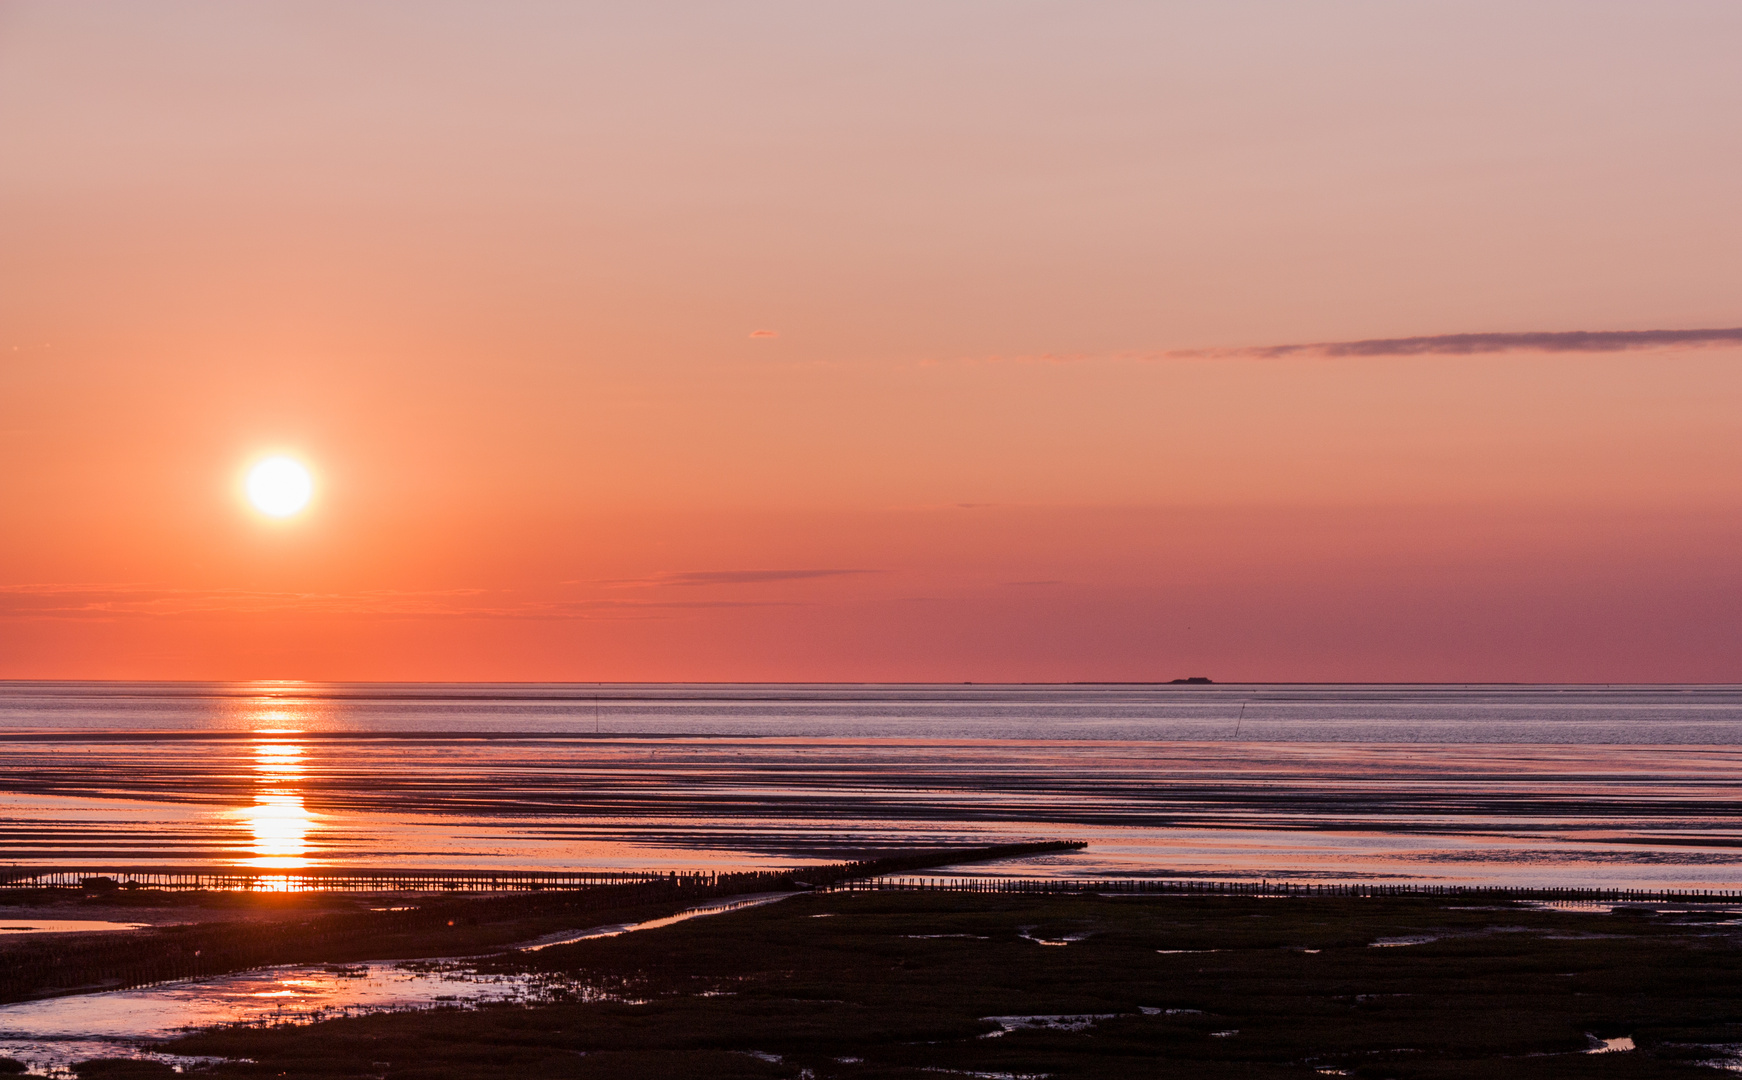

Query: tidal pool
[519,890,794,950]
[0,921,147,936]
[0,892,798,1077]
[0,959,601,1076]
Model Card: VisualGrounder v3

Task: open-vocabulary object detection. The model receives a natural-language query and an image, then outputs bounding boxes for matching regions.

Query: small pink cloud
[748,329,779,338]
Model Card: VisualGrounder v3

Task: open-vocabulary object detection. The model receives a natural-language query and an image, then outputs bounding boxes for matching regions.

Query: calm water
[0,959,593,1075]
[3,682,1742,889]
[0,892,797,1076]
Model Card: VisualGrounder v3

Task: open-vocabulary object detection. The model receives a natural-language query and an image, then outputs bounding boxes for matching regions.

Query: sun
[246,457,314,517]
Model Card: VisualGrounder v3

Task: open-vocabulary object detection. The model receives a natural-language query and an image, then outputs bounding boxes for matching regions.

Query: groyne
[1,867,672,892]
[0,841,1085,894]
[0,842,1084,1003]
[9,844,1741,903]
[830,875,1742,903]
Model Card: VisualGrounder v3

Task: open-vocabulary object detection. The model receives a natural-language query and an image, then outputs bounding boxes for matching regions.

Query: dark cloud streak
[1189,326,1742,360]
[656,570,870,587]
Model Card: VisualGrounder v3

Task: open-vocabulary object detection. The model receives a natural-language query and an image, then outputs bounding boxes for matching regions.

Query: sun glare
[246,457,313,517]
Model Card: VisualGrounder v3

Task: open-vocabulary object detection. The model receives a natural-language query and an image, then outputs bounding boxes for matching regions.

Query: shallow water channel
[0,892,797,1077]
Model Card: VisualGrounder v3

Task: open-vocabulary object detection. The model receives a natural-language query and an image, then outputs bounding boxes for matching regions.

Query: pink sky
[2,2,1739,681]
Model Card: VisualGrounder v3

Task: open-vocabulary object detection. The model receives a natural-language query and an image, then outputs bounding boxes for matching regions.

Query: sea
[3,681,1742,890]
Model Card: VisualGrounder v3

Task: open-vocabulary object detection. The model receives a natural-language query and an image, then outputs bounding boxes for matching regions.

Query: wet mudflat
[0,896,811,1075]
[7,682,1742,890]
[0,960,600,1078]
[131,890,1742,1079]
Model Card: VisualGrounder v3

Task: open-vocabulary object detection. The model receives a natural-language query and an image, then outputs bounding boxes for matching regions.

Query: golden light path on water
[237,698,315,882]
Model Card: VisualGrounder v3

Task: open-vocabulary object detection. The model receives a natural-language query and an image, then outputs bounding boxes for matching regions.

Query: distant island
[1169,676,1214,684]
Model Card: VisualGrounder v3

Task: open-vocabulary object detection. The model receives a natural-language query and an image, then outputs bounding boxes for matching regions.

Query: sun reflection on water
[244,793,311,869]
[253,739,305,779]
[237,700,317,883]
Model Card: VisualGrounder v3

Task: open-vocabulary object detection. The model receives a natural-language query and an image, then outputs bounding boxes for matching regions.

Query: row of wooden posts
[0,867,703,892]
[5,865,1738,903]
[824,877,1742,903]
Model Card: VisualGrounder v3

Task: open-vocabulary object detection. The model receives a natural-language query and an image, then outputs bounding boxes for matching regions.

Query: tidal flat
[21,889,1739,1079]
[9,682,1742,892]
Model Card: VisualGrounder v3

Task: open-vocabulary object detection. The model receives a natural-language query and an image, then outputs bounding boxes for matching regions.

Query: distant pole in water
[1232,703,1246,740]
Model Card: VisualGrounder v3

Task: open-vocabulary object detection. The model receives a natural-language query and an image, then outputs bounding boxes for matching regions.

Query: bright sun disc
[246,457,313,517]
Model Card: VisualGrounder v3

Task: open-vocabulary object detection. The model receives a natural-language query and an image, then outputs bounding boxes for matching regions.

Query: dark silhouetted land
[61,889,1742,1079]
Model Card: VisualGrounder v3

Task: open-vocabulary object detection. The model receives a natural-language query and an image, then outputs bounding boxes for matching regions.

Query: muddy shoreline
[5,871,1742,1077]
[80,890,1742,1078]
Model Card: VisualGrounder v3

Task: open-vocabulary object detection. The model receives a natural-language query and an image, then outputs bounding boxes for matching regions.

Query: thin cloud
[0,583,806,621]
[748,329,780,338]
[1180,326,1742,360]
[487,598,804,622]
[658,569,869,587]
[0,583,491,619]
[577,569,874,589]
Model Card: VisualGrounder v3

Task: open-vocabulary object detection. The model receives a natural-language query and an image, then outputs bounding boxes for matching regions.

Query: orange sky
[2,2,1740,681]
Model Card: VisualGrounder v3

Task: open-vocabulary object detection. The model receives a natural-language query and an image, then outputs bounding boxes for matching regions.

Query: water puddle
[516,891,796,951]
[1016,928,1091,947]
[980,1013,1118,1037]
[1686,1043,1742,1072]
[0,1039,228,1077]
[0,921,147,936]
[1369,935,1440,948]
[0,891,800,1076]
[1586,1035,1635,1054]
[0,960,604,1075]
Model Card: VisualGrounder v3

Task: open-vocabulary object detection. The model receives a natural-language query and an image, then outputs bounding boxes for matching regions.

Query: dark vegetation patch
[160,892,1742,1079]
